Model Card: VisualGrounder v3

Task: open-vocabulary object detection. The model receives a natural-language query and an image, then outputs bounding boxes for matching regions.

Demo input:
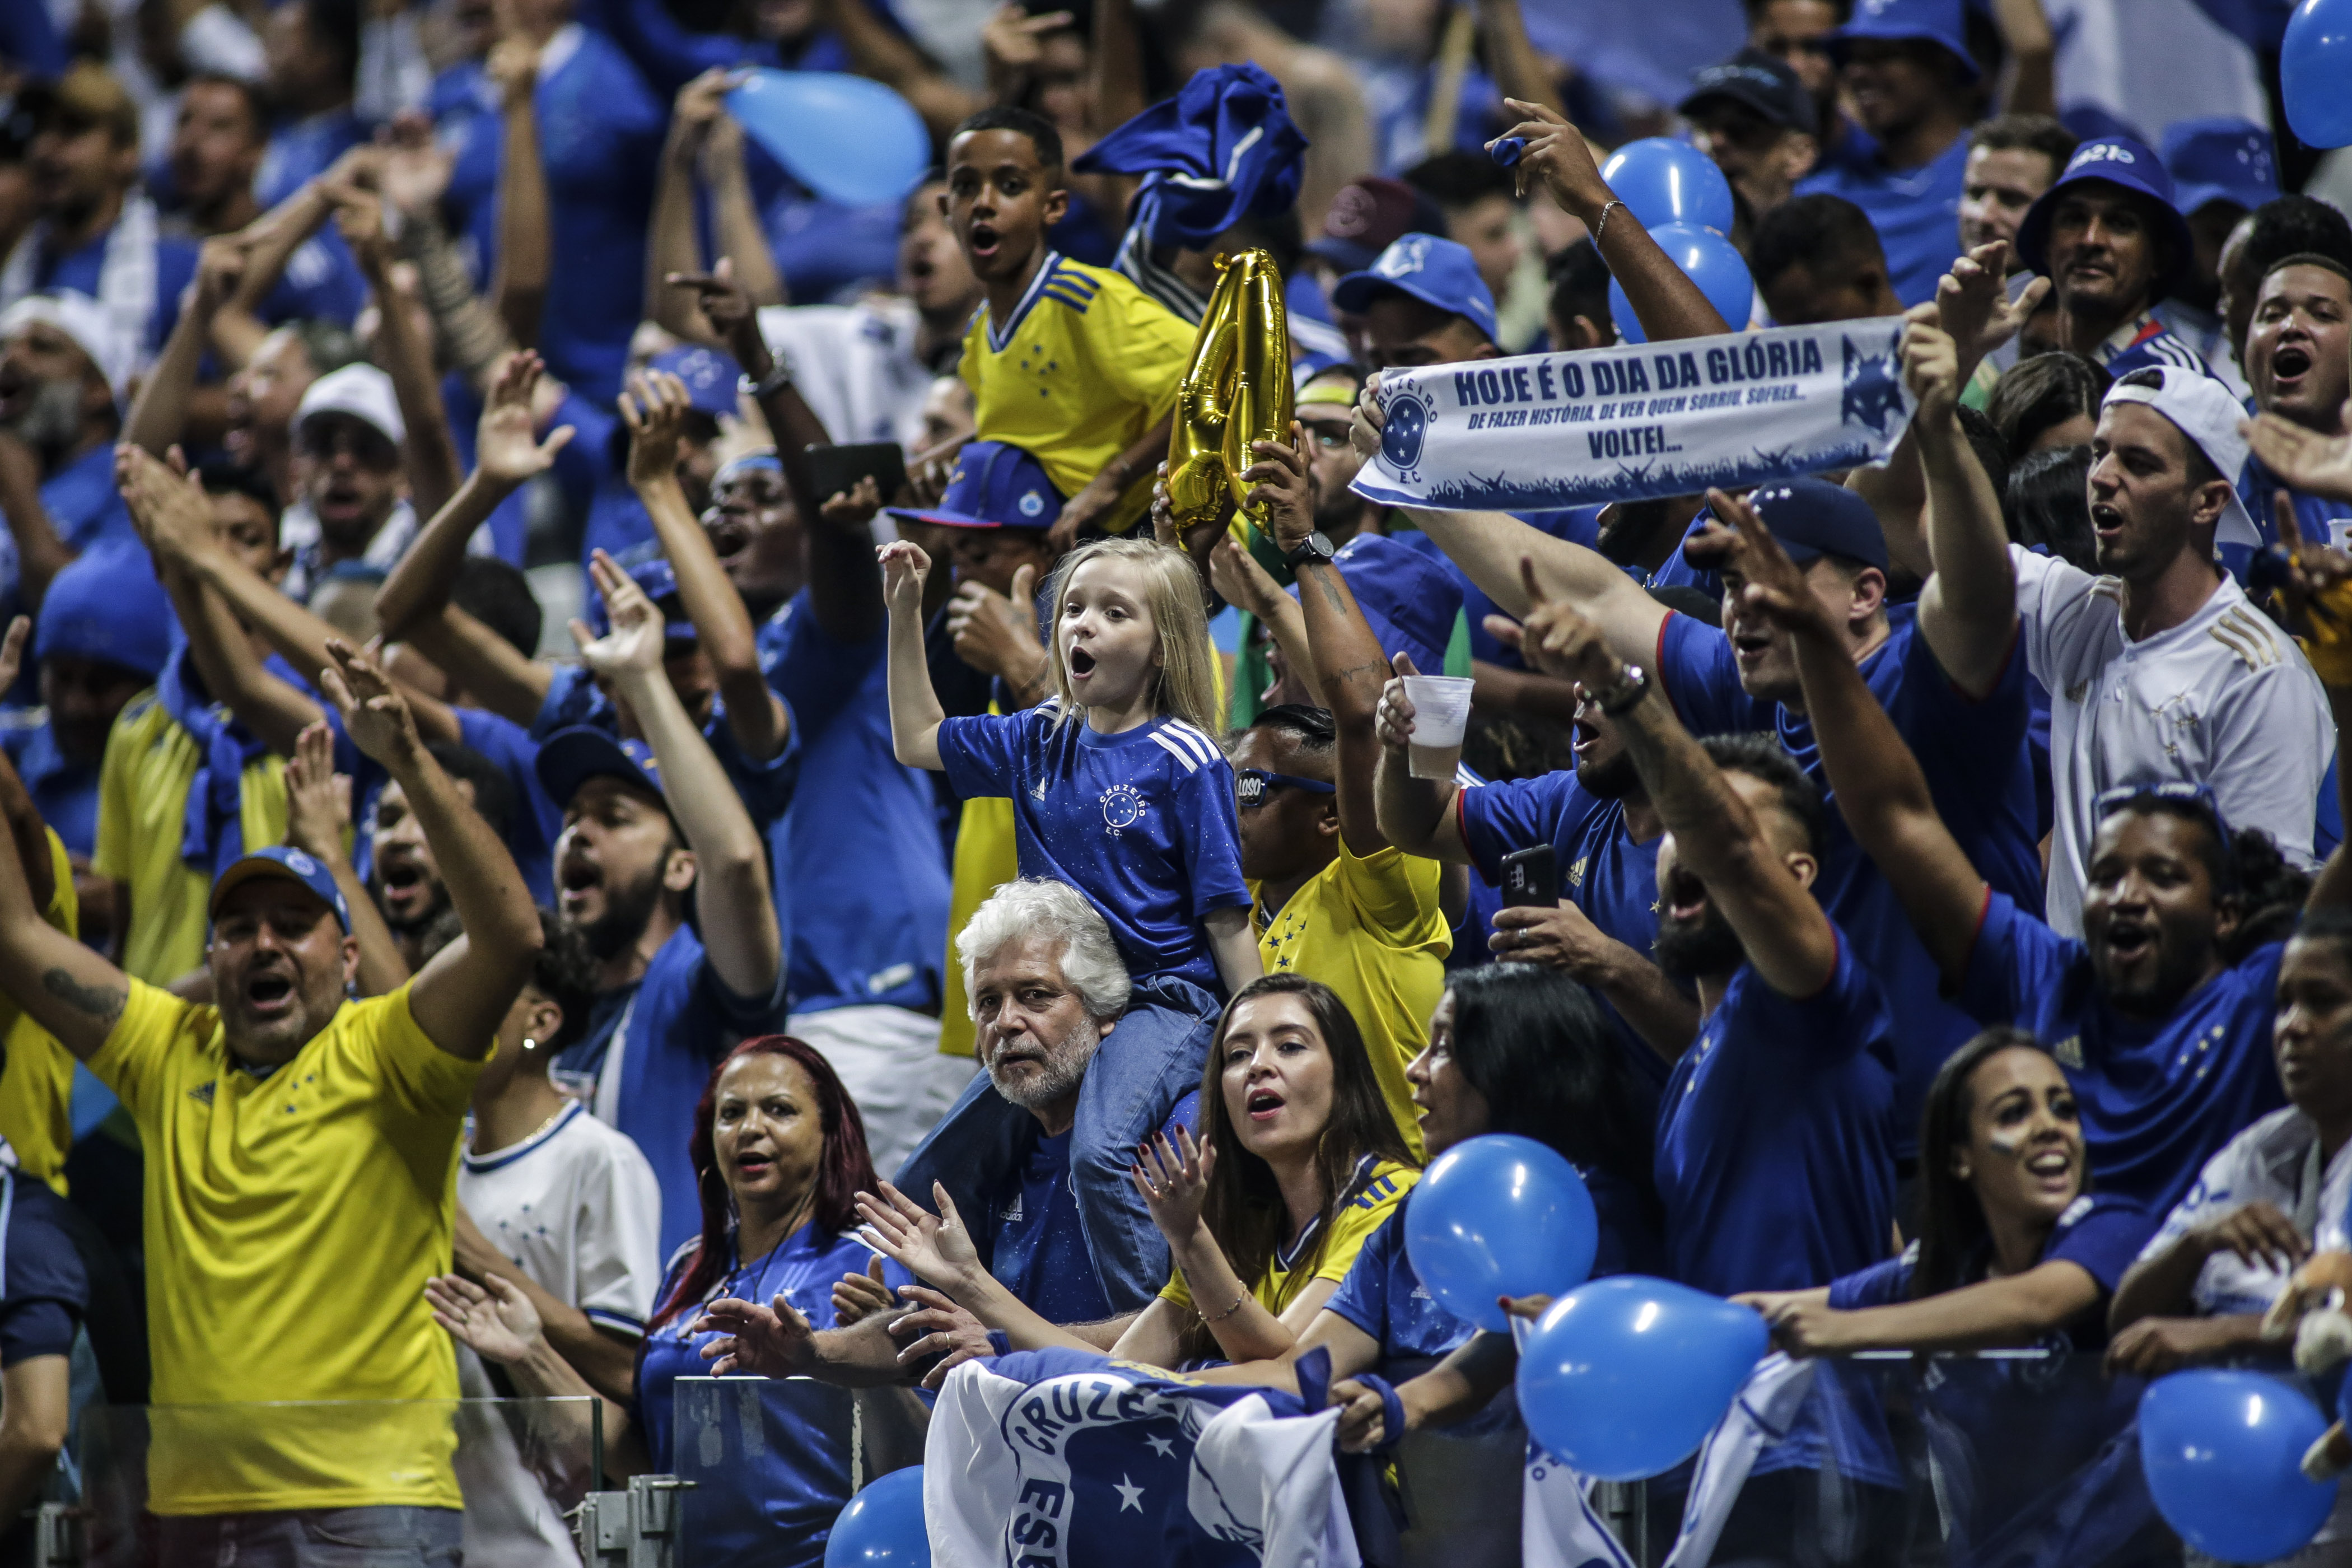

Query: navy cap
[646,345,739,419]
[1828,0,1979,81]
[1331,234,1499,340]
[2016,135,2195,301]
[535,726,670,813]
[1289,533,1462,678]
[1748,478,1888,570]
[35,540,172,679]
[1678,48,1818,137]
[585,551,698,642]
[209,846,351,934]
[885,440,1062,530]
[1305,178,1449,274]
[2160,117,2278,219]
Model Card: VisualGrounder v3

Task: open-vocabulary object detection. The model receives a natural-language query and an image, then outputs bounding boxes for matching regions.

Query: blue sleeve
[702,705,799,832]
[148,240,200,351]
[1456,771,1575,885]
[0,1187,87,1366]
[1159,1090,1201,1141]
[1654,612,1753,738]
[1956,892,2077,1029]
[2046,1197,2158,1298]
[692,942,788,1036]
[1173,755,1252,917]
[0,0,67,76]
[1321,1220,1398,1341]
[577,0,778,98]
[532,663,612,741]
[1826,1256,1911,1312]
[760,595,884,739]
[936,711,1029,801]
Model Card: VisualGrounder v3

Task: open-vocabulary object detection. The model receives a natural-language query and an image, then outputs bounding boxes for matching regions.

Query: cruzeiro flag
[925,1347,1361,1568]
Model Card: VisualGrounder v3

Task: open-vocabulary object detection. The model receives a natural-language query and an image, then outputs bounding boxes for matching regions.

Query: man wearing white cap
[279,360,417,603]
[1913,344,2335,937]
[0,292,137,614]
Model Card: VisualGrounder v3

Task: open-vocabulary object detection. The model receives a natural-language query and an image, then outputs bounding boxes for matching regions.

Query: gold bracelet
[1205,1291,1248,1323]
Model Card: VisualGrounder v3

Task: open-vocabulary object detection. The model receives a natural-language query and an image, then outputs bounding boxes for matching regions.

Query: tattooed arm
[0,752,129,1058]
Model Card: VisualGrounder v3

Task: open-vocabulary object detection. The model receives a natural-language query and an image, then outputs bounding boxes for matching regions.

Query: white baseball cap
[2101,365,2258,550]
[0,291,133,402]
[294,362,405,447]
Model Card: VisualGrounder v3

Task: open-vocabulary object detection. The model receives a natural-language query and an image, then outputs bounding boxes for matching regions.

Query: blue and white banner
[926,1347,1360,1568]
[1351,319,1916,513]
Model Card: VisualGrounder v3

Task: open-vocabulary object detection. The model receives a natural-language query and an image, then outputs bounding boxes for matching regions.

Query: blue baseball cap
[1331,234,1499,342]
[2160,117,2278,220]
[1292,531,1462,678]
[34,540,172,679]
[2016,136,2196,300]
[1678,48,1818,137]
[585,550,698,642]
[208,846,351,933]
[884,440,1063,530]
[535,726,670,814]
[1828,0,1978,81]
[1748,478,1888,570]
[646,345,739,419]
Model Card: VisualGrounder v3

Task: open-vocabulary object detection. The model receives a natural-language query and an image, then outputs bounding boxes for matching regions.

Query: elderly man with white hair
[0,291,137,613]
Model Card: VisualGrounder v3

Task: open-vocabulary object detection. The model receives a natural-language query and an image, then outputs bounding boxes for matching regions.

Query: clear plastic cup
[1401,675,1476,778]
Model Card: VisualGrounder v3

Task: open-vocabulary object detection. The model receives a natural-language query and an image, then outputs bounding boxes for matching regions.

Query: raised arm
[570,553,781,1001]
[666,260,838,533]
[620,370,790,761]
[2275,515,2352,913]
[705,115,783,310]
[1907,314,2020,697]
[645,72,730,342]
[319,641,540,1056]
[486,34,553,348]
[878,538,946,771]
[1692,491,1991,983]
[1370,657,1473,864]
[125,236,249,457]
[326,180,463,522]
[282,721,410,997]
[1743,1262,2101,1355]
[0,752,130,1062]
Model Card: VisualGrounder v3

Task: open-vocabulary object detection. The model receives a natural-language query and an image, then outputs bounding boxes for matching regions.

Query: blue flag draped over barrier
[1351,318,1917,513]
[925,1347,1360,1568]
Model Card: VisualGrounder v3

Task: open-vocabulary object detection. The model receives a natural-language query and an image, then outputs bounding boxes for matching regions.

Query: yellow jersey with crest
[959,252,1193,534]
[90,979,479,1513]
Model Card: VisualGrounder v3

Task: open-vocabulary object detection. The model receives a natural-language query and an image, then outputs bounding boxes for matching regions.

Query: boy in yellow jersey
[0,639,542,1554]
[945,108,1195,547]
[94,465,292,984]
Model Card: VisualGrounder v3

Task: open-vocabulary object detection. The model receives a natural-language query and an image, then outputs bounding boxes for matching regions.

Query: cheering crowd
[2,0,2352,1560]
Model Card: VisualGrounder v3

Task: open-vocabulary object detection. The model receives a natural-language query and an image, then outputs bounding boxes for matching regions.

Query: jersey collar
[986,251,1067,354]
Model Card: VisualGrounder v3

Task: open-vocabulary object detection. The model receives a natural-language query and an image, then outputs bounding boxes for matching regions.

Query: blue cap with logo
[208,846,351,934]
[1331,234,1499,342]
[885,440,1063,530]
[1678,47,1818,137]
[2015,134,2195,300]
[586,550,699,642]
[535,726,670,814]
[1747,478,1889,569]
[35,540,172,679]
[1829,0,1978,80]
[2161,118,2278,220]
[1292,532,1463,678]
[647,345,740,419]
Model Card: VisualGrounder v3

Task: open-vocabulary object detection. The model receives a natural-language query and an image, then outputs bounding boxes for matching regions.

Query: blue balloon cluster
[1599,139,1737,235]
[2138,1372,2334,1563]
[824,1466,928,1567]
[1402,1134,1597,1332]
[1609,225,1753,345]
[2285,0,2352,149]
[725,71,931,207]
[1516,1277,1769,1481]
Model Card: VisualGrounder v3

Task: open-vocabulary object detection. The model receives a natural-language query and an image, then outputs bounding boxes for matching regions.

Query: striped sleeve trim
[1159,721,1223,766]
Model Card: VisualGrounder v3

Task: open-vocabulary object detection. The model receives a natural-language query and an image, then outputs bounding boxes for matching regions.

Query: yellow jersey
[91,980,479,1513]
[1254,839,1451,1158]
[93,692,288,986]
[959,253,1193,534]
[1161,1158,1417,1318]
[0,830,81,1192]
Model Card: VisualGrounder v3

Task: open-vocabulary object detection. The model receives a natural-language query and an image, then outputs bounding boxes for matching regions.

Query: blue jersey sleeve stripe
[1041,288,1095,314]
[1161,721,1222,766]
[1149,730,1203,772]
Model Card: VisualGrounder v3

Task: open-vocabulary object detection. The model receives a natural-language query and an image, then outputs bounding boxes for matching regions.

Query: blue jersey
[1455,771,1669,1105]
[1,720,96,861]
[531,663,797,837]
[253,232,367,330]
[1658,608,2041,1159]
[937,703,1252,992]
[758,591,949,1014]
[559,925,789,1257]
[31,228,197,355]
[2233,455,2352,585]
[1957,892,2288,1221]
[455,706,561,905]
[255,109,367,207]
[1,443,136,615]
[2102,318,2209,381]
[987,1127,1117,1327]
[1793,130,1968,307]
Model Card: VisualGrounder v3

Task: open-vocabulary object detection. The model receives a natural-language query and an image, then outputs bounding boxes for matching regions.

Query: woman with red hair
[427,1035,900,1567]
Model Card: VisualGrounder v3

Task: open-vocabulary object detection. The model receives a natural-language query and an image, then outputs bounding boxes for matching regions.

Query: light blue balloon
[1599,138,1737,235]
[1608,222,1754,344]
[2140,1371,2334,1563]
[725,71,930,207]
[2285,0,2352,148]
[824,1466,928,1567]
[1515,1276,1768,1481]
[1403,1134,1598,1332]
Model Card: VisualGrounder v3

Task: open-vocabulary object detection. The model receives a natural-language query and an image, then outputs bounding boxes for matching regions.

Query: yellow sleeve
[91,698,148,884]
[1310,1164,1420,1287]
[1335,840,1446,944]
[87,978,197,1122]
[1160,1268,1195,1312]
[0,832,83,1189]
[355,985,483,1120]
[1099,289,1194,424]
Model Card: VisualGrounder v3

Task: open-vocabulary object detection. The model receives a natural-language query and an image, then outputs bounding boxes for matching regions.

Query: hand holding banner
[1351,318,1916,514]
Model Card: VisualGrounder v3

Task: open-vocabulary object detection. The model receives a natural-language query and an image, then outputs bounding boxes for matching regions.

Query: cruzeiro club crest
[1100,783,1146,837]
[1382,386,1433,473]
[1841,334,1904,437]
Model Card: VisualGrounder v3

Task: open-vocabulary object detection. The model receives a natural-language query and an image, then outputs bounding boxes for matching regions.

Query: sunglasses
[1235,768,1336,808]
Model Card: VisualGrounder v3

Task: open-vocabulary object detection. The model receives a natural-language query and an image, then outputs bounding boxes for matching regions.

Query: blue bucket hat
[2015,135,2196,301]
[208,846,351,933]
[1828,0,1979,80]
[586,552,698,642]
[885,441,1062,530]
[1288,532,1462,678]
[535,726,669,814]
[35,540,172,678]
[1331,234,1499,342]
[1072,64,1307,250]
[2160,118,2278,220]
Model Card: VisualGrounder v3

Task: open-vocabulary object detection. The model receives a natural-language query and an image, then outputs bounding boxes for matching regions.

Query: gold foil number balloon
[1164,250,1295,573]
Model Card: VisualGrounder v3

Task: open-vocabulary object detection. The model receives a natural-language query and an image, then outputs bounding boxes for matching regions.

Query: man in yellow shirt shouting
[0,614,541,1556]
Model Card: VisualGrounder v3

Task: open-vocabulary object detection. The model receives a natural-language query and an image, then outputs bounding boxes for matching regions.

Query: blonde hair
[1043,537,1222,736]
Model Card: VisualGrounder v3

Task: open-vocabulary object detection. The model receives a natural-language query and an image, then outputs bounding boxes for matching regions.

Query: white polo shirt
[2016,544,2334,937]
[457,1100,664,1340]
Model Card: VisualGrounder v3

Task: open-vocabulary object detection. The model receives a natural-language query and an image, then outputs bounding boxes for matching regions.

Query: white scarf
[0,190,162,372]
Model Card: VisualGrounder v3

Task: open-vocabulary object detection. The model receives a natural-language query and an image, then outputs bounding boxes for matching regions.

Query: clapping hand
[319,639,425,768]
[853,1180,983,1293]
[477,351,575,487]
[282,722,354,865]
[114,442,214,566]
[1132,1127,1216,1249]
[890,1284,998,1388]
[690,1292,818,1376]
[2246,400,2352,505]
[830,1256,898,1328]
[425,1272,544,1365]
[568,550,665,680]
[619,370,692,491]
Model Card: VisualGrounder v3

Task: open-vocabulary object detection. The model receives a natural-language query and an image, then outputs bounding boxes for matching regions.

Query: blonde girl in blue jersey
[883,531,1262,1309]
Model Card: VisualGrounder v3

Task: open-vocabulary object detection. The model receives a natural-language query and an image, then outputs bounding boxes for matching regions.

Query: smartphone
[1499,844,1559,909]
[805,441,908,505]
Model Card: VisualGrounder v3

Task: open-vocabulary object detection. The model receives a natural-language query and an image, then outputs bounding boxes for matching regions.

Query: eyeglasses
[1235,768,1336,808]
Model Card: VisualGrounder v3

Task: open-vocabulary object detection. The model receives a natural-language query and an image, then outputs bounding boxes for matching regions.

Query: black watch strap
[1285,531,1336,570]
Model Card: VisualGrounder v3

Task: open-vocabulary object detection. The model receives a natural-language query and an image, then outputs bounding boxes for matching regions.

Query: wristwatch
[1594,664,1650,716]
[739,355,794,401]
[1285,531,1337,571]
